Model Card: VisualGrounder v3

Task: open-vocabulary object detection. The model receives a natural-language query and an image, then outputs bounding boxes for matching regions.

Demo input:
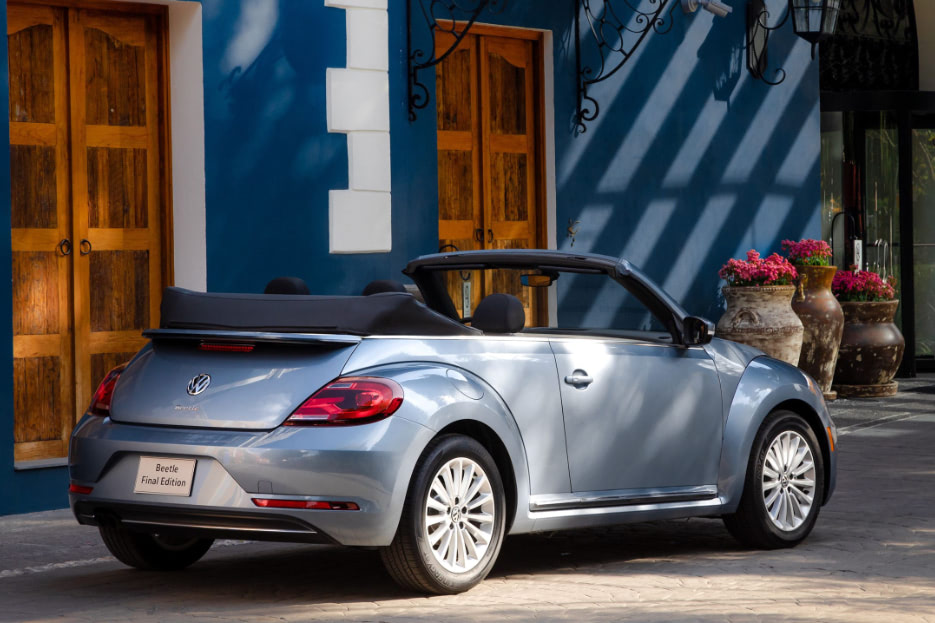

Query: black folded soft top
[159,287,477,336]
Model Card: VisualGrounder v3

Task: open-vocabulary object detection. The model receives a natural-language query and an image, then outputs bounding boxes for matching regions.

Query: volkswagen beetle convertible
[69,250,837,594]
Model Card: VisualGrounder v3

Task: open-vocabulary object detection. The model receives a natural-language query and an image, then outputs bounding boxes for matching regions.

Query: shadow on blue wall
[554,3,820,321]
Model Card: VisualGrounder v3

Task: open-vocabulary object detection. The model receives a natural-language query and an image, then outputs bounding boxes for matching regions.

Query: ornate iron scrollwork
[407,0,507,122]
[746,0,790,86]
[575,0,680,134]
[819,0,917,92]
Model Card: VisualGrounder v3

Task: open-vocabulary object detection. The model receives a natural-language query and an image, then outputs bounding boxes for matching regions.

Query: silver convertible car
[69,250,837,594]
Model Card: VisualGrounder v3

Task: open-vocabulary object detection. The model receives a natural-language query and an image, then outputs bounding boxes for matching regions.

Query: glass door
[912,117,935,367]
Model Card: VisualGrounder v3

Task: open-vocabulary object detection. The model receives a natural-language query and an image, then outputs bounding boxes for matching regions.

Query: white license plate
[133,456,196,496]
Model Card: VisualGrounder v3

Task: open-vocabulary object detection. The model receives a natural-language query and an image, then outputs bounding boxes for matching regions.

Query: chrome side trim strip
[529,486,718,511]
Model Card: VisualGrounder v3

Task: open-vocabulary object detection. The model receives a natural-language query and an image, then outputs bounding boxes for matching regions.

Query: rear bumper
[73,500,334,544]
[68,414,433,546]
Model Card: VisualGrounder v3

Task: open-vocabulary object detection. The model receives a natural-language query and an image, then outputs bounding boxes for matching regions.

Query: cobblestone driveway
[1,380,933,622]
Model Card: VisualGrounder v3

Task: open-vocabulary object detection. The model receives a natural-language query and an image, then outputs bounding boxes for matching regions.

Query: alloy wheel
[762,430,817,531]
[424,457,496,573]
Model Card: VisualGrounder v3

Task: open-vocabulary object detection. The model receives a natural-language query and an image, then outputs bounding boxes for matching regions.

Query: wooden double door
[436,27,546,324]
[9,2,170,462]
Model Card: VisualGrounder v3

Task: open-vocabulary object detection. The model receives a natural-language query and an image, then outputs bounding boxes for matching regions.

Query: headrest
[472,293,525,334]
[263,277,310,295]
[362,279,409,296]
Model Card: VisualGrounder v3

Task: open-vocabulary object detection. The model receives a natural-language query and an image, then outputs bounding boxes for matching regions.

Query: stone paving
[0,377,933,622]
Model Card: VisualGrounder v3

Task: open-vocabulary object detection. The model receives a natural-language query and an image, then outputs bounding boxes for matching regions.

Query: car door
[553,337,723,493]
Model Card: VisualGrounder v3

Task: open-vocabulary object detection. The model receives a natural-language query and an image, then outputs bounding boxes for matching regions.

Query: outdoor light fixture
[747,0,841,86]
[681,0,733,19]
[789,0,841,45]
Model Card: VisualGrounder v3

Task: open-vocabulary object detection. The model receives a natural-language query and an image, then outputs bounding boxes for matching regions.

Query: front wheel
[723,411,825,549]
[99,524,214,571]
[380,434,506,594]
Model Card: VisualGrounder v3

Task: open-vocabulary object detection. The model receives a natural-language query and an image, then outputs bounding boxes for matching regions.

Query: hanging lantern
[789,0,842,44]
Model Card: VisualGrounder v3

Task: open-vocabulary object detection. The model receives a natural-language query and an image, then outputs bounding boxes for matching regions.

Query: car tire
[380,434,506,594]
[99,524,214,571]
[723,410,825,549]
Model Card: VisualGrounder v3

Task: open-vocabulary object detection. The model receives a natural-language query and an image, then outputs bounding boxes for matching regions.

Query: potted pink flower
[717,250,803,365]
[831,269,904,397]
[782,239,843,400]
[781,238,832,266]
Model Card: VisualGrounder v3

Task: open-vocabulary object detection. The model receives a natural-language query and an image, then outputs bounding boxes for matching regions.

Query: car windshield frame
[403,250,693,345]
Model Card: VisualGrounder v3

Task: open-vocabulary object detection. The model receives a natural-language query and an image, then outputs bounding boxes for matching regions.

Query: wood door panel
[83,25,146,126]
[13,356,64,443]
[435,41,473,132]
[438,150,474,223]
[490,152,529,223]
[87,146,148,228]
[12,251,62,335]
[7,22,55,123]
[487,52,527,136]
[10,145,57,228]
[89,250,150,332]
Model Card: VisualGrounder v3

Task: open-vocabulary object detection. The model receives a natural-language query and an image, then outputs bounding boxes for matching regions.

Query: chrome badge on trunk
[186,374,211,396]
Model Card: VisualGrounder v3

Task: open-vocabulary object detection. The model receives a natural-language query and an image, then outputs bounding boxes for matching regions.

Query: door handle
[474,228,484,243]
[487,228,493,243]
[564,370,593,387]
[57,238,72,256]
[79,239,92,256]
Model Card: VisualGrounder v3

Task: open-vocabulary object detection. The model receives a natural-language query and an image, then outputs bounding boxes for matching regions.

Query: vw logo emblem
[187,374,211,396]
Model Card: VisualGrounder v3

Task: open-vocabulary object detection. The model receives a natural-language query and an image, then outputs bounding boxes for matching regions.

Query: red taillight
[89,364,127,417]
[284,377,403,426]
[69,483,93,495]
[198,342,255,352]
[252,498,359,510]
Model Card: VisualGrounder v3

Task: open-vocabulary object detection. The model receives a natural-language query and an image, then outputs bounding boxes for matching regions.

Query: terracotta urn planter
[717,285,804,366]
[792,265,844,400]
[832,300,905,398]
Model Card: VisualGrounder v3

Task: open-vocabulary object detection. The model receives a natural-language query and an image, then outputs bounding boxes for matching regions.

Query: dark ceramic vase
[832,300,905,398]
[792,265,844,400]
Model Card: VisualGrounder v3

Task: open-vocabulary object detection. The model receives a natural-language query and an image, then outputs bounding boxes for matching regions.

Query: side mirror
[683,316,715,345]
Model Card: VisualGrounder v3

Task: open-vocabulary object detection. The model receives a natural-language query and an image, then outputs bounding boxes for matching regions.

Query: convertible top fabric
[159,287,477,336]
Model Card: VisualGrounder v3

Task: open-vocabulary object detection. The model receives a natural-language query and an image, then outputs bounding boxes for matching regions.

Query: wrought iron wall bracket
[406,0,684,130]
[746,0,791,86]
[575,0,680,134]
[407,0,507,122]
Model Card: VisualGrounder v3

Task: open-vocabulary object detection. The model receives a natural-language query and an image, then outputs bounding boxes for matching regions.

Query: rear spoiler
[142,328,362,346]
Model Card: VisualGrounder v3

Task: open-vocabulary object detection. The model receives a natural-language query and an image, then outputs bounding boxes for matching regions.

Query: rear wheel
[381,434,506,594]
[99,524,213,571]
[723,411,825,549]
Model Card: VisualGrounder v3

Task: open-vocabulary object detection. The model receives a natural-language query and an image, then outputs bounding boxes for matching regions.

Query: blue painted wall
[202,0,437,294]
[0,0,819,514]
